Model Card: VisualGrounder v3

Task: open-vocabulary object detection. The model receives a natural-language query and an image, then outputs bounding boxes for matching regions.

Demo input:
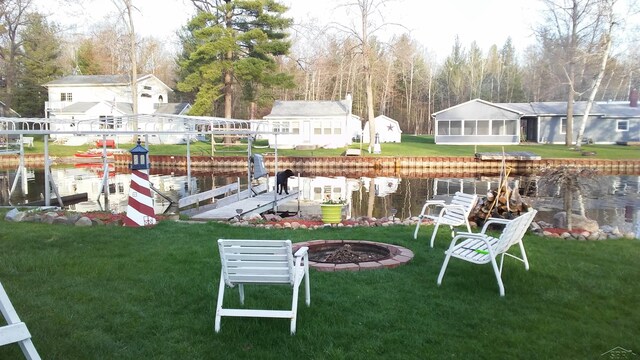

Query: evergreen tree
[177,0,294,118]
[14,13,62,117]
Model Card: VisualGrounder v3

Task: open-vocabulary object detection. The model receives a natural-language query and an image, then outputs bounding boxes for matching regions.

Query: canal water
[1,166,639,236]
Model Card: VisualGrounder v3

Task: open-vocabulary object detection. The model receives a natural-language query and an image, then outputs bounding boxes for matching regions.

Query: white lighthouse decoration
[124,139,156,227]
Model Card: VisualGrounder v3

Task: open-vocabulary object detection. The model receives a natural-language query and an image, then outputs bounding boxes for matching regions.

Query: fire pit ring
[292,240,414,272]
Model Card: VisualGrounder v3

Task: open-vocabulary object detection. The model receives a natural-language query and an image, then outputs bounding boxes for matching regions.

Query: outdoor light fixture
[129,138,149,170]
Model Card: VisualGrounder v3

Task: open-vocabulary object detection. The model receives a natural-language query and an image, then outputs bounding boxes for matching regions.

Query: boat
[73,148,126,163]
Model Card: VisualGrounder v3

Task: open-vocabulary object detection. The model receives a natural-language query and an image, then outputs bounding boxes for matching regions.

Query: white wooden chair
[215,239,310,335]
[413,191,478,247]
[437,210,538,297]
[0,281,41,360]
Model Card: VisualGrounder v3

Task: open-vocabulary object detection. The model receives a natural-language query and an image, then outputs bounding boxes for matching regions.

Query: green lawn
[0,219,638,359]
[14,134,640,159]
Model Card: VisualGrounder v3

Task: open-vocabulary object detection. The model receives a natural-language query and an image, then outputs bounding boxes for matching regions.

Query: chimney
[630,88,638,107]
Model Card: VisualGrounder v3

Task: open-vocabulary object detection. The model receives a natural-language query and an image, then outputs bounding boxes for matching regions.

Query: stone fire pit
[292,240,413,272]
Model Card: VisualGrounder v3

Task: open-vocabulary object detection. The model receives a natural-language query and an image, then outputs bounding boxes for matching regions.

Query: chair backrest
[218,239,294,286]
[493,210,538,254]
[443,192,478,220]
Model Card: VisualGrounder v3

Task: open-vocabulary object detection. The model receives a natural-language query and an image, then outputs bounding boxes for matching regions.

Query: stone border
[292,240,414,272]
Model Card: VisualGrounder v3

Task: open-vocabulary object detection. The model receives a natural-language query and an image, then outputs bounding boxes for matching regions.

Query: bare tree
[110,0,138,141]
[0,0,34,108]
[536,0,609,147]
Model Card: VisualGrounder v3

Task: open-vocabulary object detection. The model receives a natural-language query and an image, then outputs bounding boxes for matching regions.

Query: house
[261,95,362,149]
[362,115,402,143]
[433,99,523,145]
[433,93,640,145]
[43,74,192,145]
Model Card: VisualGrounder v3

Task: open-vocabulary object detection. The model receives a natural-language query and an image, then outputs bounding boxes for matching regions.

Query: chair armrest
[425,200,446,206]
[294,246,309,258]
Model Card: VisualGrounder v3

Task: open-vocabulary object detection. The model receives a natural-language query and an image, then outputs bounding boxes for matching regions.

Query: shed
[362,115,402,143]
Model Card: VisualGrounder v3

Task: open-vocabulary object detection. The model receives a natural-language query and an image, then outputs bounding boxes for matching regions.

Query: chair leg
[238,284,245,305]
[490,257,506,297]
[304,260,311,306]
[215,271,226,333]
[413,216,423,239]
[430,222,441,248]
[290,283,300,335]
[518,241,530,270]
[437,251,452,286]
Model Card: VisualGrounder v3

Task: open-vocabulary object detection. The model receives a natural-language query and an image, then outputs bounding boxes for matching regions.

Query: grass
[12,134,640,159]
[0,218,638,359]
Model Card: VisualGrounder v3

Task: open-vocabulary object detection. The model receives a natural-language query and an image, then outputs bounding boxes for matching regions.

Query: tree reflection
[538,166,598,230]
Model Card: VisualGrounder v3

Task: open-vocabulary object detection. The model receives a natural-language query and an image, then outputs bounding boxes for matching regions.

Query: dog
[276,169,295,195]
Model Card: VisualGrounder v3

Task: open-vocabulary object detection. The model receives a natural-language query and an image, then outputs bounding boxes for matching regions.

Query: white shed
[362,115,402,143]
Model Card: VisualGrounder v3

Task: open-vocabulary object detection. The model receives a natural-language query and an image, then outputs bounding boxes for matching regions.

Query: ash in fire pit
[309,243,391,264]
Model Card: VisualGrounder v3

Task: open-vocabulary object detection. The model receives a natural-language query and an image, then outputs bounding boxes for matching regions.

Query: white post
[44,135,50,206]
[186,134,192,195]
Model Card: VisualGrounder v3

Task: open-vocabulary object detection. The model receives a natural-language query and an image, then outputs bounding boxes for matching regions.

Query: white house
[362,115,402,143]
[43,74,192,145]
[261,95,362,149]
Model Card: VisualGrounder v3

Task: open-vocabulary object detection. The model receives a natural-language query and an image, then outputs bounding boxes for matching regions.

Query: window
[449,120,462,135]
[99,115,114,129]
[273,122,290,133]
[463,120,476,135]
[313,122,322,135]
[616,120,629,132]
[141,93,152,98]
[560,118,567,134]
[324,120,332,134]
[60,92,72,101]
[477,120,490,135]
[143,85,152,90]
[291,122,300,134]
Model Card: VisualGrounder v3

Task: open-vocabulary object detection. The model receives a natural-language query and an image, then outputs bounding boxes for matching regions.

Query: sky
[34,0,540,60]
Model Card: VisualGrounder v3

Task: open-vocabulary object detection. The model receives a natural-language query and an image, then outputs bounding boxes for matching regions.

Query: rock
[290,222,301,229]
[75,217,93,227]
[53,216,68,225]
[587,232,600,241]
[5,208,25,222]
[623,232,636,239]
[263,214,282,222]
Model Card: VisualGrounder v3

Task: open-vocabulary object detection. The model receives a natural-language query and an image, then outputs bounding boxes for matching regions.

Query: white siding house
[43,74,192,144]
[262,95,362,149]
[362,115,402,143]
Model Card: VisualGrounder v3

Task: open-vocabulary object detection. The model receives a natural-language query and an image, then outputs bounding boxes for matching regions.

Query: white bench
[19,137,34,147]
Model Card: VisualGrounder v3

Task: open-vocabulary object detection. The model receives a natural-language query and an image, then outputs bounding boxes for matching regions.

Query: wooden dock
[475,152,541,161]
[190,190,299,221]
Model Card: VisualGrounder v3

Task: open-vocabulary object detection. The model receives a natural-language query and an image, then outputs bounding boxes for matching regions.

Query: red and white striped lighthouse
[124,139,156,227]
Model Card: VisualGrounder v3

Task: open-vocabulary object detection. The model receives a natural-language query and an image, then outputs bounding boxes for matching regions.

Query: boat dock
[189,190,299,220]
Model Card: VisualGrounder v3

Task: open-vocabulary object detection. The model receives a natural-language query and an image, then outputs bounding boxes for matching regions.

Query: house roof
[155,103,191,115]
[57,101,132,114]
[266,100,351,117]
[432,98,523,117]
[43,74,172,91]
[44,75,131,86]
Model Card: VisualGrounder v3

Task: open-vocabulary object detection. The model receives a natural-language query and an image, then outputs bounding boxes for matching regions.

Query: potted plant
[320,196,347,224]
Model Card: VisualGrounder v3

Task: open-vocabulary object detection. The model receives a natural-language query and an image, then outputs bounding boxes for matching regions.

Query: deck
[189,190,299,220]
[475,152,541,161]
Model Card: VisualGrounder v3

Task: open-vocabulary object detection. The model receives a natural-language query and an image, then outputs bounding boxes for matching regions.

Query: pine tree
[177,0,294,118]
[14,13,63,117]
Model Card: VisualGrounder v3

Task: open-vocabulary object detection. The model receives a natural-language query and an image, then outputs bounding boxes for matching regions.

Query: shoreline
[1,154,640,175]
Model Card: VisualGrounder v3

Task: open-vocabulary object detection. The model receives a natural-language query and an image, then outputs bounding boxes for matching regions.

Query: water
[2,166,639,236]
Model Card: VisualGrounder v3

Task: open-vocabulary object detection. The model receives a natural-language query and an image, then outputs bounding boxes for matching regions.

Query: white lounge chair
[0,281,41,360]
[215,239,310,335]
[413,191,478,247]
[437,210,538,296]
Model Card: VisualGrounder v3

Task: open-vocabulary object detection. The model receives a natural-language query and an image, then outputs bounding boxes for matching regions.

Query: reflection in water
[1,167,639,236]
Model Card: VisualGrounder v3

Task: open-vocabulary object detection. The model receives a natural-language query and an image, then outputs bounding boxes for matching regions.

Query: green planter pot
[321,204,344,224]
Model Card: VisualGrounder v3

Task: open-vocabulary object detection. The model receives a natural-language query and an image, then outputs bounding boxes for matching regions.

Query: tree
[178,0,294,119]
[14,12,63,117]
[0,0,33,109]
[536,0,610,147]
